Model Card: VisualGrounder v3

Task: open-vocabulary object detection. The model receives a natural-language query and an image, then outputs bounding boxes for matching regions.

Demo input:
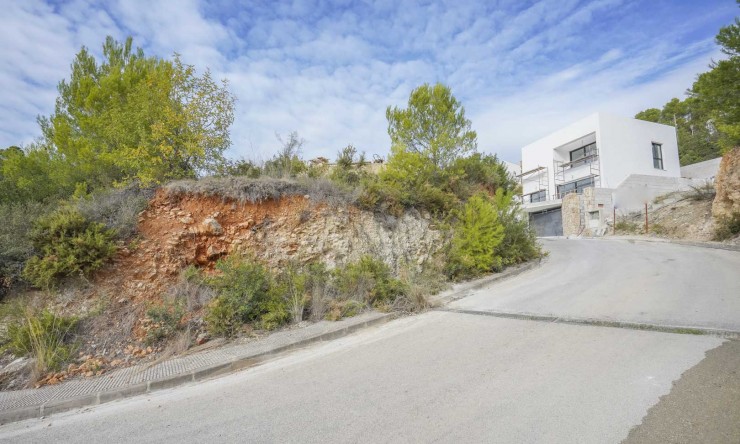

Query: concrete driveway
[451,238,740,331]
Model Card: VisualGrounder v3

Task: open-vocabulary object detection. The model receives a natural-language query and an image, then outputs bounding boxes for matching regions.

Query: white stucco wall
[680,157,722,180]
[520,114,600,199]
[520,112,680,201]
[596,113,680,188]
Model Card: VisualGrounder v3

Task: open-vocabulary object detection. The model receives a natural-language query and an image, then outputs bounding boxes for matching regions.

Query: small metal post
[644,203,649,233]
[613,207,616,233]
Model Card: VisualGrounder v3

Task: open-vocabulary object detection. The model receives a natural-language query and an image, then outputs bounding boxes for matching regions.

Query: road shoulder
[622,339,740,443]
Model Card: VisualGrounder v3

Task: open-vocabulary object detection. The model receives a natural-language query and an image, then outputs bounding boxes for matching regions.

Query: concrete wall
[613,174,700,212]
[680,157,722,180]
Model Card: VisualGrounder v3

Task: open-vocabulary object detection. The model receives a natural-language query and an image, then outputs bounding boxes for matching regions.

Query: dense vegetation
[0,36,542,376]
[635,11,739,165]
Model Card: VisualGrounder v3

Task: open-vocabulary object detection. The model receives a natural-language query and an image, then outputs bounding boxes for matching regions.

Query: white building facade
[518,112,681,236]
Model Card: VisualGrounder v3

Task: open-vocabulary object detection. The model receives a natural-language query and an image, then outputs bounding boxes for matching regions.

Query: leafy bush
[450,153,517,200]
[331,145,368,187]
[366,149,458,215]
[446,193,505,279]
[144,301,185,345]
[22,208,118,289]
[492,189,542,266]
[333,256,407,307]
[713,212,740,240]
[0,202,52,298]
[204,255,287,336]
[3,310,78,373]
[76,183,154,239]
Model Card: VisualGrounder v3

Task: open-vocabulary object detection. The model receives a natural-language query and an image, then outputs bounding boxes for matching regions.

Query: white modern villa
[517,112,692,236]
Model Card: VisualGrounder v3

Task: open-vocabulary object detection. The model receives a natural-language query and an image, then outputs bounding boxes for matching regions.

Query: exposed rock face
[107,190,442,305]
[712,147,740,219]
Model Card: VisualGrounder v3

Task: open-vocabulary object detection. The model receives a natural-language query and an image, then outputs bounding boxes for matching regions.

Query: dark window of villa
[557,176,595,197]
[529,190,547,203]
[652,142,663,169]
[569,142,597,164]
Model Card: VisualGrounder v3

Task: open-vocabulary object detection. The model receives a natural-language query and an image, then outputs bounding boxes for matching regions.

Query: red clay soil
[94,189,316,306]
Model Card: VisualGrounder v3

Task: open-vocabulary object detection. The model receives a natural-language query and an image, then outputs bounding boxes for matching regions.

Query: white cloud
[0,0,733,169]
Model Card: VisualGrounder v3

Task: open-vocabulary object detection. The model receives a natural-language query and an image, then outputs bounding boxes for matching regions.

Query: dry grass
[687,182,717,201]
[164,176,359,207]
[394,259,450,312]
[3,308,78,378]
[76,183,155,239]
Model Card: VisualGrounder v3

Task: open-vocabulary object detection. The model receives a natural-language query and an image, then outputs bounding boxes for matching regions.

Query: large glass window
[528,190,547,203]
[569,142,597,165]
[557,176,595,197]
[652,142,663,169]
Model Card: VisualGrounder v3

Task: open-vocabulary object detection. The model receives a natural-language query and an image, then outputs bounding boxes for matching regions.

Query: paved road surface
[452,238,740,331]
[1,239,738,443]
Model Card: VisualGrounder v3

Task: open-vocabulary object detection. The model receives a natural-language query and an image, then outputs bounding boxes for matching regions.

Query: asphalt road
[452,238,740,331]
[1,239,738,443]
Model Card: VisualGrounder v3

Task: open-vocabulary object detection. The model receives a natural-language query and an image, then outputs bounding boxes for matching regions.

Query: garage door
[530,209,563,237]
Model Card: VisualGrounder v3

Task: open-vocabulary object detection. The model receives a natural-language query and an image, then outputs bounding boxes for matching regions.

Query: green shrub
[76,183,153,239]
[272,262,309,323]
[368,149,458,215]
[144,301,185,345]
[3,310,78,373]
[450,153,517,200]
[204,255,287,336]
[22,208,118,289]
[333,256,407,307]
[492,189,542,266]
[331,145,368,187]
[447,193,505,279]
[0,201,52,298]
[713,212,740,241]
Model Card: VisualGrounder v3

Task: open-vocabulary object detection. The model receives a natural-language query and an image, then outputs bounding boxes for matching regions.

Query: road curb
[0,313,395,426]
[590,236,740,252]
[442,308,740,338]
[431,259,544,306]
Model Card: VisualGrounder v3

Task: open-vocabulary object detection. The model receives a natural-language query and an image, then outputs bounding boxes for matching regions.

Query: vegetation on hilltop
[0,36,541,383]
[636,7,740,165]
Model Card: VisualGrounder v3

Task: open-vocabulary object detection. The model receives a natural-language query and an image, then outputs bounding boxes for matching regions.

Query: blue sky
[0,0,737,163]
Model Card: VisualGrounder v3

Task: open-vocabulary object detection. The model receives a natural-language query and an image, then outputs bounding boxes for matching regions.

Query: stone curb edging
[430,259,544,306]
[0,313,395,426]
[441,308,740,339]
[592,236,740,252]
